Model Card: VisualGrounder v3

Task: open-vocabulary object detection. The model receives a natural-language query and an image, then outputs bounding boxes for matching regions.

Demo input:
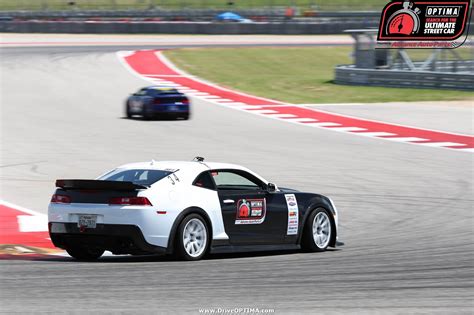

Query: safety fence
[0,0,387,12]
[335,63,474,91]
[0,20,379,34]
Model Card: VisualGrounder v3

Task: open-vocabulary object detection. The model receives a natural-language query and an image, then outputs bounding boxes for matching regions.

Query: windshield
[98,169,172,186]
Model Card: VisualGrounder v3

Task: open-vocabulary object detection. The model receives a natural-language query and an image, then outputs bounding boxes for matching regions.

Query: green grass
[165,47,474,104]
[0,0,387,11]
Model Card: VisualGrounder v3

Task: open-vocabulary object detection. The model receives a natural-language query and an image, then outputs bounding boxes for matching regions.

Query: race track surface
[0,38,473,313]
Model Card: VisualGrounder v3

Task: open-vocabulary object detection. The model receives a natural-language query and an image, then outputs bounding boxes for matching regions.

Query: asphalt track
[1,36,473,314]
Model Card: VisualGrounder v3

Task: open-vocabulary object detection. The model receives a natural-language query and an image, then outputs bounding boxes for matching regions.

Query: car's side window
[135,88,148,96]
[193,172,216,190]
[212,170,264,191]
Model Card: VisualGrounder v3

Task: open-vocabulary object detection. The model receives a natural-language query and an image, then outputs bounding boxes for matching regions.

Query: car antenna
[192,156,205,162]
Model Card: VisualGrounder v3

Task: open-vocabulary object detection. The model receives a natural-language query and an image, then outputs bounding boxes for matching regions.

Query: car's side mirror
[267,182,276,193]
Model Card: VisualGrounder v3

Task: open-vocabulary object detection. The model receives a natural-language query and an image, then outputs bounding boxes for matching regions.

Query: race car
[125,86,190,120]
[48,158,340,261]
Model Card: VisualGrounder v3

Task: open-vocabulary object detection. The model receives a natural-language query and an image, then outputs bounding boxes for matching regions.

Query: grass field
[165,47,474,104]
[0,0,387,11]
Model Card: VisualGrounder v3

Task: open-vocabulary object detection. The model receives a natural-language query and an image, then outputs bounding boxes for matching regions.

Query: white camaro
[48,158,340,261]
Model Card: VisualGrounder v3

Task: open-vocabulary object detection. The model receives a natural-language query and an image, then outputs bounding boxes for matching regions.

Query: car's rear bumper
[49,222,167,255]
[150,104,189,113]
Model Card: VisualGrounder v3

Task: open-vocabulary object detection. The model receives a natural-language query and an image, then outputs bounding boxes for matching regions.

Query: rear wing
[55,179,147,191]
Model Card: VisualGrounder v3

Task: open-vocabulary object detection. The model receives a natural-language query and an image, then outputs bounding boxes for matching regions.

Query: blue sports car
[126,86,190,120]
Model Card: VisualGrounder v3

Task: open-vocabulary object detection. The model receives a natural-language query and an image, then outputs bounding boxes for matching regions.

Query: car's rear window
[150,88,180,96]
[98,169,172,186]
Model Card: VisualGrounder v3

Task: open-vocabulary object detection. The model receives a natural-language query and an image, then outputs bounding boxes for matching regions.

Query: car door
[128,88,149,114]
[211,169,287,245]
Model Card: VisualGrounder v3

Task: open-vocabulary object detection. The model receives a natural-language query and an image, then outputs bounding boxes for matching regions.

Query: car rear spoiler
[55,179,148,191]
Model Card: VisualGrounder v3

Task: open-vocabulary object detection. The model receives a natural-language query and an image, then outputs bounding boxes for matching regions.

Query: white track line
[419,142,466,147]
[285,117,318,122]
[356,132,397,137]
[267,114,297,118]
[249,109,279,114]
[233,105,263,109]
[305,122,341,127]
[188,92,210,96]
[221,102,247,106]
[201,95,221,99]
[17,215,48,232]
[0,199,44,216]
[328,127,367,132]
[384,137,428,142]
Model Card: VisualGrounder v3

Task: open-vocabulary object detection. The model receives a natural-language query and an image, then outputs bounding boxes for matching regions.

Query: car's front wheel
[175,214,209,261]
[126,101,132,118]
[301,208,333,252]
[66,246,104,261]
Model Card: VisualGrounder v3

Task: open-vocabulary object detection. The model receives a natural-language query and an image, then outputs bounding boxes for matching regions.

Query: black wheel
[126,101,132,118]
[175,214,210,261]
[301,208,333,252]
[66,246,104,261]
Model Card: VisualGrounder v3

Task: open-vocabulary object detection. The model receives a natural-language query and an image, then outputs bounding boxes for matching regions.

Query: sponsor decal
[285,194,299,235]
[235,198,266,225]
[377,0,471,48]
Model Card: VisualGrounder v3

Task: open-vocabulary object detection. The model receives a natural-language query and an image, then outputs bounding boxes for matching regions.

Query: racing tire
[66,246,105,261]
[175,214,210,261]
[126,101,132,118]
[301,208,333,252]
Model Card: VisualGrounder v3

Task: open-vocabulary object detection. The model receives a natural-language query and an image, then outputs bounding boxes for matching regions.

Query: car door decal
[285,194,299,235]
[235,198,266,225]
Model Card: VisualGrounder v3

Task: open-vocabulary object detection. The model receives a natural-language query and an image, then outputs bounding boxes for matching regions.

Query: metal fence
[0,20,379,34]
[335,31,474,91]
[335,66,474,91]
[0,0,387,12]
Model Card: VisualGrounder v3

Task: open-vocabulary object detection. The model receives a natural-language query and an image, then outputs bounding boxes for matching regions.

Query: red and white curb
[0,200,60,258]
[117,50,474,152]
[0,200,118,259]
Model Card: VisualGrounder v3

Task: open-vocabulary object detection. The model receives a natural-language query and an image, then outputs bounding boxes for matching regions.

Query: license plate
[78,215,97,228]
[168,105,178,111]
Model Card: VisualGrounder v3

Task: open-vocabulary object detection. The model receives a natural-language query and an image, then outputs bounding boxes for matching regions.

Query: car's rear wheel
[66,246,104,261]
[301,208,333,252]
[175,214,209,261]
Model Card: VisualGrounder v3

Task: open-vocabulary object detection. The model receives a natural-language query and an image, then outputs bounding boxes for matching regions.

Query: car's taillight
[182,98,189,104]
[109,197,153,206]
[51,194,71,204]
[154,99,161,104]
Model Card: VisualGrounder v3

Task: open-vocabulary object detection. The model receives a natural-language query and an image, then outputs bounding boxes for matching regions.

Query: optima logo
[377,0,471,48]
[426,6,461,17]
